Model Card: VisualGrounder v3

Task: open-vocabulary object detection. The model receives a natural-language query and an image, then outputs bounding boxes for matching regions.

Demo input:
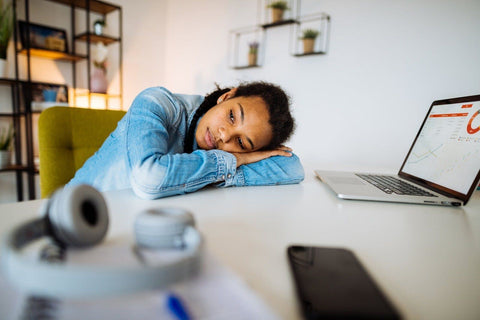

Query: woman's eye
[229,110,235,123]
[237,137,245,149]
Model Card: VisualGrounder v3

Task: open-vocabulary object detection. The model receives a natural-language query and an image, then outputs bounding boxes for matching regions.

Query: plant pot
[94,23,104,36]
[271,8,284,23]
[248,52,258,66]
[91,67,108,94]
[0,150,11,169]
[303,38,315,54]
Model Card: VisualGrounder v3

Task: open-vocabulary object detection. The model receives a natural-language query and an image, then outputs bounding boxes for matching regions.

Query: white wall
[115,0,480,169]
[153,0,480,170]
[108,0,167,105]
[2,0,479,203]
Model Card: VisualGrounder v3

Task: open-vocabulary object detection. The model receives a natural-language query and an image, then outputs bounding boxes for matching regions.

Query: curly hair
[184,81,295,153]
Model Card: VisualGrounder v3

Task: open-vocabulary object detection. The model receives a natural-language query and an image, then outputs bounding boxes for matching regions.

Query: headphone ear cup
[134,208,195,249]
[47,184,109,248]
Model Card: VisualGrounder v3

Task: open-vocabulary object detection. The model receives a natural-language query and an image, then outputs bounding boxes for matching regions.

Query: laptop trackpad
[329,176,366,185]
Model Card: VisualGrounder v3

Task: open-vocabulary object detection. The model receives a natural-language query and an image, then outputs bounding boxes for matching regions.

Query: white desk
[1,167,480,320]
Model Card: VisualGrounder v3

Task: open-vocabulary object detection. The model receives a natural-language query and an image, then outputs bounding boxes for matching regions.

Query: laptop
[315,94,480,206]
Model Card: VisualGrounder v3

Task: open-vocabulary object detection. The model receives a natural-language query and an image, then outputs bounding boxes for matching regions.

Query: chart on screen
[403,101,480,194]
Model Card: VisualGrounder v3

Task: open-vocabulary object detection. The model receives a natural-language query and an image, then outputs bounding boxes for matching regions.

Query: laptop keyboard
[356,174,437,197]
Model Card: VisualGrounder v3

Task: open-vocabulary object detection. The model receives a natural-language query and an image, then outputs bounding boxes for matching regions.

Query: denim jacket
[68,87,304,199]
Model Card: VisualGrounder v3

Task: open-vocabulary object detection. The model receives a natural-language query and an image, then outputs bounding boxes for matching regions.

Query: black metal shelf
[293,51,326,57]
[0,112,26,117]
[75,32,120,45]
[4,0,123,201]
[261,19,298,29]
[1,78,70,86]
[0,165,30,173]
[233,65,261,70]
[0,78,18,85]
[45,0,120,14]
[0,79,70,118]
[18,48,87,61]
[0,74,24,200]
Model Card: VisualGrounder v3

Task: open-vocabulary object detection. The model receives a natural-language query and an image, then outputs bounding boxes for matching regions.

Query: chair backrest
[38,106,126,198]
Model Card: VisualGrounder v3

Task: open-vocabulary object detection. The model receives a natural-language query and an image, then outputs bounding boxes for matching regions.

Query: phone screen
[287,245,401,320]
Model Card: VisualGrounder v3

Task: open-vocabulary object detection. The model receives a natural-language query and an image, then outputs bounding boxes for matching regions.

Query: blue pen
[166,292,192,320]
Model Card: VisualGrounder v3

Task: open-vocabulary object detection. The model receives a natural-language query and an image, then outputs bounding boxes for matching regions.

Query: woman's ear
[217,88,238,104]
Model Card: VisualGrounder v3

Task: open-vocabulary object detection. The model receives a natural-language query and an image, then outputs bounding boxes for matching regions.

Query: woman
[68,81,304,199]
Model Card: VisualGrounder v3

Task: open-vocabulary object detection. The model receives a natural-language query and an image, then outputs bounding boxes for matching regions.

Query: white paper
[1,246,279,320]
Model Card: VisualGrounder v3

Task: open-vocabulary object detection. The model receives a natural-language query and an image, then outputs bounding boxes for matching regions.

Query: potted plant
[267,1,289,23]
[0,124,13,169]
[248,41,259,66]
[300,28,320,54]
[0,0,13,77]
[93,19,106,36]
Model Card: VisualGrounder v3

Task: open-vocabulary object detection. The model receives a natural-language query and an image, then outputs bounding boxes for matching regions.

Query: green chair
[38,106,126,198]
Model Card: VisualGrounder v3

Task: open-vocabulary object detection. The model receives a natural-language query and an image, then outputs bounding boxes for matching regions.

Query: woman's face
[195,89,272,153]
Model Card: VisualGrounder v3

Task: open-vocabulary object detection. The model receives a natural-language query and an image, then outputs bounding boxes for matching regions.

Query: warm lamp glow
[89,94,108,109]
[74,95,90,108]
[106,96,122,110]
[73,89,122,110]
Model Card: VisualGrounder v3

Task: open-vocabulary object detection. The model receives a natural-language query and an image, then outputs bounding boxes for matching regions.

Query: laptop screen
[400,96,480,196]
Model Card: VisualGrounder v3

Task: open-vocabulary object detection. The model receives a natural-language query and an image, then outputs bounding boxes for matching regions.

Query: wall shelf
[75,33,120,45]
[0,78,19,85]
[0,165,29,172]
[228,26,265,69]
[261,19,298,29]
[18,48,87,61]
[45,0,120,14]
[0,79,24,200]
[290,12,330,57]
[233,65,261,70]
[229,1,330,69]
[0,112,25,117]
[293,51,326,57]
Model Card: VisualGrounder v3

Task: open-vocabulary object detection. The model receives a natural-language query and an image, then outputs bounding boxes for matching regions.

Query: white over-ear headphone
[1,184,203,298]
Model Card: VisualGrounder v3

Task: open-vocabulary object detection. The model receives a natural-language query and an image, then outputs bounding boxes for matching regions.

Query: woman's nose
[218,127,231,143]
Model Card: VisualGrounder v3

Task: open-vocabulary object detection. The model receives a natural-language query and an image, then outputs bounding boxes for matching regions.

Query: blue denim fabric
[68,87,304,199]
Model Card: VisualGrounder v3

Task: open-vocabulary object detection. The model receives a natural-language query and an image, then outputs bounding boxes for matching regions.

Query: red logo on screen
[467,110,480,134]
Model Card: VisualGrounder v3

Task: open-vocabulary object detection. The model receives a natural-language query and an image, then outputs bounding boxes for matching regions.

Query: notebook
[315,94,480,206]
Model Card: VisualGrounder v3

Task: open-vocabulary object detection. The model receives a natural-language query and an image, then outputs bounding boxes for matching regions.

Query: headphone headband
[0,185,204,298]
[1,222,203,298]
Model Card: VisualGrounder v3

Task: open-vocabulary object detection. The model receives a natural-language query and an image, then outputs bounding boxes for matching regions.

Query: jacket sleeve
[214,153,305,188]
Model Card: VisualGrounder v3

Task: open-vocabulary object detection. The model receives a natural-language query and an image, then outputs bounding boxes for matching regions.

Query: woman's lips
[205,128,216,149]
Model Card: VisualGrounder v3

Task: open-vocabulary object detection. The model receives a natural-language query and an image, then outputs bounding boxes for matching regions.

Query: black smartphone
[287,245,402,320]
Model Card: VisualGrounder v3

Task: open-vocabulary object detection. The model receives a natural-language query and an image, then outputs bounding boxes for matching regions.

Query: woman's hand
[233,146,293,167]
